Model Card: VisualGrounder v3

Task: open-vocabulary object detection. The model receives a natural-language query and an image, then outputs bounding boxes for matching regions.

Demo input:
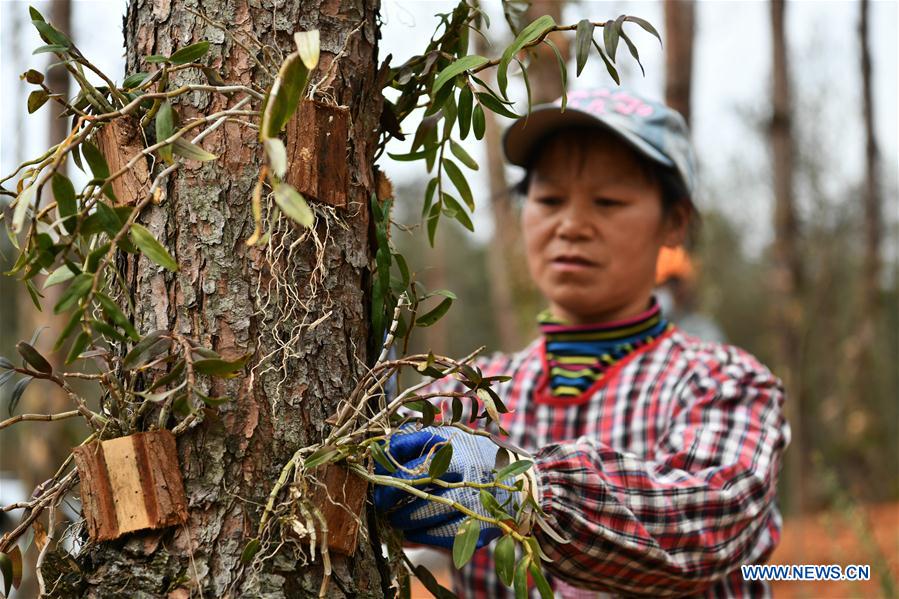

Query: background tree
[769,0,804,515]
[663,0,694,125]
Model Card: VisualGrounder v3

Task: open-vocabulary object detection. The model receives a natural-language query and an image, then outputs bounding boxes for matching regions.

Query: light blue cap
[503,86,697,198]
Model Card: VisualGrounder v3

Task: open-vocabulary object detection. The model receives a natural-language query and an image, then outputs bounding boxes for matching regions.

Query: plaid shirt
[430,327,789,598]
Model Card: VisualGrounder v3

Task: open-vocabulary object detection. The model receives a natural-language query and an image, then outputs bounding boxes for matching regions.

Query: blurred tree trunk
[664,0,695,126]
[850,0,882,403]
[770,0,804,514]
[48,0,387,596]
[476,1,569,351]
[18,0,75,492]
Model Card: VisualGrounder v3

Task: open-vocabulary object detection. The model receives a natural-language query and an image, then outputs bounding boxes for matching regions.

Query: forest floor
[408,500,899,598]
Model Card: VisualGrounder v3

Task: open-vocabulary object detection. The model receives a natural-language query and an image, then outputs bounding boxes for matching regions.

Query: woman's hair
[510,126,700,245]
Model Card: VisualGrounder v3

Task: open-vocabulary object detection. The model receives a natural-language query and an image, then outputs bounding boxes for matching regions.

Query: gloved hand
[372,426,521,549]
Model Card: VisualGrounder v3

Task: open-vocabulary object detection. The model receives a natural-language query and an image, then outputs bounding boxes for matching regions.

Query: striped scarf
[538,301,671,398]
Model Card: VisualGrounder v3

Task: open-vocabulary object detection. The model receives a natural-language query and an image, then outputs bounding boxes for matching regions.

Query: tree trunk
[770,0,804,515]
[50,0,387,596]
[850,0,882,402]
[664,0,695,126]
[21,0,76,485]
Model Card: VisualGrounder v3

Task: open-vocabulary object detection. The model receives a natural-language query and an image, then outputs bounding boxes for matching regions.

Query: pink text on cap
[556,88,654,118]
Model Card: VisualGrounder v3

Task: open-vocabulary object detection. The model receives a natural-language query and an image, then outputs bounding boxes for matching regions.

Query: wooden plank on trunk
[95,116,150,205]
[309,464,368,555]
[73,430,187,542]
[285,100,349,208]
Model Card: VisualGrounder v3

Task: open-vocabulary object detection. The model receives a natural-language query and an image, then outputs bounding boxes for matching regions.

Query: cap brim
[502,105,675,170]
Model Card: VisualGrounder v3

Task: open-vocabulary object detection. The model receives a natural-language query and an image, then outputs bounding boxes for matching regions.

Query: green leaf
[416,296,452,327]
[122,72,149,89]
[169,41,210,65]
[442,158,473,210]
[494,536,516,586]
[452,517,480,568]
[192,354,251,378]
[240,539,261,565]
[497,15,556,98]
[65,330,90,364]
[304,445,339,469]
[442,193,474,232]
[260,52,309,139]
[433,55,488,96]
[476,91,520,120]
[387,146,437,162]
[96,293,139,341]
[529,560,554,599]
[513,556,530,599]
[543,39,568,111]
[172,138,217,161]
[44,264,78,289]
[145,54,168,64]
[294,30,320,70]
[27,89,49,113]
[274,183,314,227]
[53,309,84,351]
[54,273,92,314]
[16,341,52,374]
[29,6,46,21]
[428,443,453,478]
[155,101,175,162]
[130,223,178,271]
[403,400,436,427]
[23,68,44,84]
[0,546,22,595]
[264,138,288,178]
[592,39,620,85]
[479,488,506,517]
[603,19,619,62]
[32,44,69,55]
[89,319,127,342]
[9,376,33,415]
[449,140,478,171]
[123,330,167,368]
[12,185,35,234]
[457,85,473,140]
[81,140,110,180]
[497,459,533,482]
[472,104,486,140]
[426,199,440,246]
[51,172,77,232]
[32,20,71,48]
[625,16,662,45]
[620,30,645,76]
[370,442,396,473]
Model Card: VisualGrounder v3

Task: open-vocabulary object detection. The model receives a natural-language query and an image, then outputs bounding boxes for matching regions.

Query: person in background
[374,86,790,598]
[656,246,726,343]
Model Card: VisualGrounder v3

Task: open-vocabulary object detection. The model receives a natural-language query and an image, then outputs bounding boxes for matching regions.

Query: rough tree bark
[663,0,695,126]
[47,0,387,596]
[770,0,804,515]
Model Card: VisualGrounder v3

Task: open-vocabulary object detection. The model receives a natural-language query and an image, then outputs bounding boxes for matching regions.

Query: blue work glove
[372,426,519,549]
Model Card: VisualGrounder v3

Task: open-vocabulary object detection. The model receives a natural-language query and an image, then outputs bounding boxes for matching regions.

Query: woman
[374,86,790,598]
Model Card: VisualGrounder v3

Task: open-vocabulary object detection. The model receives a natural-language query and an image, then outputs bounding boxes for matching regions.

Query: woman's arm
[533,357,790,597]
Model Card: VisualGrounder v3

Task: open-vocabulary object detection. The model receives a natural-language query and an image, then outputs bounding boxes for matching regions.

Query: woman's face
[521,132,688,325]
